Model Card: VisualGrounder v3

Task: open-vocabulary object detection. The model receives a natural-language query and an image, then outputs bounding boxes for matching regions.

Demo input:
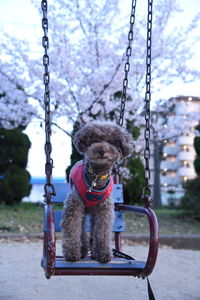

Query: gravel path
[0,241,200,300]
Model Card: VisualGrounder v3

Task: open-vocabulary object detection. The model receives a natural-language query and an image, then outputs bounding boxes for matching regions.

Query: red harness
[69,160,114,208]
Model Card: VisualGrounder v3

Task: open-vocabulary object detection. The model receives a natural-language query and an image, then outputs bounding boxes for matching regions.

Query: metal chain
[143,0,153,199]
[118,0,137,127]
[41,0,56,201]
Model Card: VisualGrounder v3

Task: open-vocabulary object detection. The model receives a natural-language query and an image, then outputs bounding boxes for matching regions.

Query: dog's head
[73,121,133,165]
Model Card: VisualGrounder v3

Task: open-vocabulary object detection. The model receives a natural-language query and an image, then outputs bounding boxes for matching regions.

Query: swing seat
[41,183,158,279]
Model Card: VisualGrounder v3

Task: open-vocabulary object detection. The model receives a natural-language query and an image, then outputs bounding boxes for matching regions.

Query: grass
[0,202,200,235]
[0,202,43,234]
[125,208,200,235]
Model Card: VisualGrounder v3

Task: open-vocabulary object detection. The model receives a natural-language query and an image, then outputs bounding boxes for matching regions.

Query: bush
[194,158,200,176]
[181,124,200,219]
[181,177,200,219]
[0,165,32,205]
[123,157,145,205]
[194,132,200,175]
[65,121,83,181]
[194,136,200,157]
[0,128,31,170]
[0,128,32,205]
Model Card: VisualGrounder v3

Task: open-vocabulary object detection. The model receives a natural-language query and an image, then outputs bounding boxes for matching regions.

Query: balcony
[160,176,179,186]
[163,146,178,156]
[177,136,194,146]
[177,167,196,178]
[161,161,177,171]
[177,151,195,161]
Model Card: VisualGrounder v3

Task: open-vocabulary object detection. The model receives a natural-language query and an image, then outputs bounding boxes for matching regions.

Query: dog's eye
[92,135,101,144]
[109,140,122,153]
[113,139,121,147]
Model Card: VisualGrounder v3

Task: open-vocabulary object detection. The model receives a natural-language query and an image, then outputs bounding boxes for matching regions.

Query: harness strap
[112,248,135,260]
[112,249,156,300]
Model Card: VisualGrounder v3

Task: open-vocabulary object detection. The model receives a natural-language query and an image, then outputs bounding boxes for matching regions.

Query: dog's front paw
[63,251,81,262]
[62,241,81,262]
[96,251,112,264]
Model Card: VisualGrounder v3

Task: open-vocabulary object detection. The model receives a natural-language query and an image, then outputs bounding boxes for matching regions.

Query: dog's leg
[93,201,114,264]
[61,192,85,262]
[90,211,97,260]
[80,215,89,259]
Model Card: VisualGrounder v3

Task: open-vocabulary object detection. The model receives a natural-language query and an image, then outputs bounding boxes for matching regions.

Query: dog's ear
[73,125,94,154]
[119,129,133,158]
[73,128,87,154]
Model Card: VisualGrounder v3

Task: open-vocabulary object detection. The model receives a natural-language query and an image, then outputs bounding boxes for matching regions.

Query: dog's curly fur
[61,121,133,263]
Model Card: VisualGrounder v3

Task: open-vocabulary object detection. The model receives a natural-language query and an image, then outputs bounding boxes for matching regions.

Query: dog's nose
[99,150,105,157]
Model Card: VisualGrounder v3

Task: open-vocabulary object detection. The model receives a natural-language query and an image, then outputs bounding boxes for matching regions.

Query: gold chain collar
[87,167,110,192]
[88,167,109,180]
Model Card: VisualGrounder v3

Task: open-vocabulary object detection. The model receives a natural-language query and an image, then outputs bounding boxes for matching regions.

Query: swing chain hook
[118,0,137,127]
[143,0,153,205]
[41,0,56,202]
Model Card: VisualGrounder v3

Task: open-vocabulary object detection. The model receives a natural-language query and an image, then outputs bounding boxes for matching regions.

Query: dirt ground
[0,241,200,300]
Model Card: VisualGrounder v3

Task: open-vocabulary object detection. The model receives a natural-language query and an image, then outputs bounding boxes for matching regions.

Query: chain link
[41,0,56,200]
[143,0,153,198]
[118,0,137,127]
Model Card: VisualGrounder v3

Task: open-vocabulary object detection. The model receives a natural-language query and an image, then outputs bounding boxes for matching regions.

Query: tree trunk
[153,140,163,208]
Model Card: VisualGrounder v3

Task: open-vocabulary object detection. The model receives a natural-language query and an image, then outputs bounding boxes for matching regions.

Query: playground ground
[0,241,200,300]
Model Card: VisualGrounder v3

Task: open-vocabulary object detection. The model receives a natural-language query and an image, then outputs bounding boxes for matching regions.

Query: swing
[41,0,158,285]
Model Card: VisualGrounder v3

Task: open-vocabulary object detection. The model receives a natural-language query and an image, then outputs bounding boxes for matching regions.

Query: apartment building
[160,96,200,204]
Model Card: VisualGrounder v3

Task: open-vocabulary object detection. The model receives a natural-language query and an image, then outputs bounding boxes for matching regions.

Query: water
[23,177,67,203]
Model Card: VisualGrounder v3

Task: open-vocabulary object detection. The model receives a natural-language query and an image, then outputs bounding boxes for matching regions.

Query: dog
[61,121,133,263]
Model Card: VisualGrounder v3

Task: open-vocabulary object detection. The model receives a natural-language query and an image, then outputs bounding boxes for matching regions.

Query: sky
[0,0,200,179]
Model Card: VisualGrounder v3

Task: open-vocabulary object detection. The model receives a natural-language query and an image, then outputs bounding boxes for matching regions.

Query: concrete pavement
[0,241,200,300]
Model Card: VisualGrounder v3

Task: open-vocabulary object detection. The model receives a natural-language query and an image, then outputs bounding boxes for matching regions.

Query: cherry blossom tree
[0,0,199,132]
[0,33,37,129]
[0,76,36,129]
[0,0,200,205]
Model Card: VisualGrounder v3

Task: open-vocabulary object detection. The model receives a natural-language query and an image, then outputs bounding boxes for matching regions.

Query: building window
[166,156,176,162]
[166,141,176,146]
[181,145,190,152]
[182,161,190,167]
[163,183,168,187]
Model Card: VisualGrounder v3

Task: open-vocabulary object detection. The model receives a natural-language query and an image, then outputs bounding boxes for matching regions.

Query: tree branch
[75,0,88,37]
[0,69,40,103]
[81,59,123,116]
[51,122,72,138]
[65,75,81,114]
